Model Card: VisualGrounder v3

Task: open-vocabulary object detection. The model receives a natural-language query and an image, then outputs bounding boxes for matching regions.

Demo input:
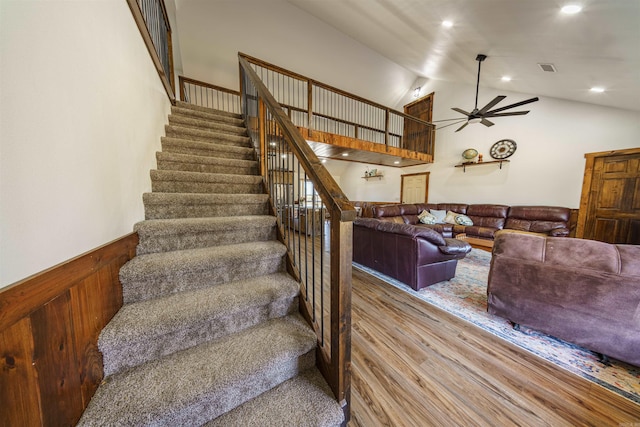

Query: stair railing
[239,55,355,416]
[239,53,435,157]
[127,0,175,102]
[179,76,241,114]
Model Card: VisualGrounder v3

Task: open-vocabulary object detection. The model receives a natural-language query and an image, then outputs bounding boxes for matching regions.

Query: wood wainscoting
[0,233,138,427]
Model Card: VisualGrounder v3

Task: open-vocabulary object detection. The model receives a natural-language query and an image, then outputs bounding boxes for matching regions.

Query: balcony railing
[179,76,241,114]
[240,53,435,156]
[239,55,355,414]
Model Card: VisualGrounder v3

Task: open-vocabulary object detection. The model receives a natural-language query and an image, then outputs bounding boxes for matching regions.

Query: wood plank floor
[348,268,640,426]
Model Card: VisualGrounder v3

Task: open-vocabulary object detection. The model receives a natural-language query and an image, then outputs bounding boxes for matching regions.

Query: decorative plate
[462,148,478,160]
[490,139,517,159]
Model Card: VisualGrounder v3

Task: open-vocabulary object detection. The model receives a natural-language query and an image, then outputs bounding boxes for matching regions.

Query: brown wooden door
[403,93,434,152]
[577,148,640,244]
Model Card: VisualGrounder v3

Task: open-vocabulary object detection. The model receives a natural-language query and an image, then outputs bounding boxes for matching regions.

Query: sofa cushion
[454,214,474,226]
[444,211,459,225]
[430,209,447,223]
[505,206,570,234]
[435,203,468,214]
[418,210,437,224]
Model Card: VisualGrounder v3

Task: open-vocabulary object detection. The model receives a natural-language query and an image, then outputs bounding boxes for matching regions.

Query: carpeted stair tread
[171,105,244,126]
[143,192,268,219]
[175,100,242,119]
[77,315,317,426]
[150,170,263,195]
[168,115,247,136]
[204,368,344,427]
[100,272,300,376]
[161,136,254,160]
[134,216,276,254]
[165,124,250,146]
[120,241,286,302]
[156,151,258,175]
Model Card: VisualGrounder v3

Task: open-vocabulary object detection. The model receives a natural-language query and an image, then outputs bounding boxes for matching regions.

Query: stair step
[168,115,247,136]
[150,170,263,194]
[100,272,300,376]
[171,105,244,127]
[161,136,254,160]
[175,100,242,119]
[119,240,286,303]
[77,315,316,426]
[165,124,250,146]
[143,192,268,219]
[135,215,276,254]
[204,368,344,427]
[156,151,258,175]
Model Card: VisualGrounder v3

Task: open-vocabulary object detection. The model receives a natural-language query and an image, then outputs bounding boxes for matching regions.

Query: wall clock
[490,139,517,159]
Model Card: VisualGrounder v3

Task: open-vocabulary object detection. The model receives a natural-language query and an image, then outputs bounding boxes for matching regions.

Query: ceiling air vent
[538,63,557,72]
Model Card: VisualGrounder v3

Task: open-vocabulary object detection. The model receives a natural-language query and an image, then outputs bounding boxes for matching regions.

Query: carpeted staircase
[78,101,345,426]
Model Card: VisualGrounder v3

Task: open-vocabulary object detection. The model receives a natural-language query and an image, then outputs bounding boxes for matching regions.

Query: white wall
[0,1,171,287]
[175,0,416,107]
[332,82,639,208]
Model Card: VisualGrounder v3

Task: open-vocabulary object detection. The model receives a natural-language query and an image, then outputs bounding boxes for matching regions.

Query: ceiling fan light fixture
[468,117,482,124]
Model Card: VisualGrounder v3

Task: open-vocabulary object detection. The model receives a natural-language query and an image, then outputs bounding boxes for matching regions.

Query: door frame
[400,172,430,204]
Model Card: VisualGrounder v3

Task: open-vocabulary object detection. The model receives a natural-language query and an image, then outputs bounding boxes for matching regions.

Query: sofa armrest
[354,218,446,246]
[439,238,472,255]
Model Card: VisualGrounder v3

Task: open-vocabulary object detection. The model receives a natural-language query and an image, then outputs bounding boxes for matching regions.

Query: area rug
[353,249,640,404]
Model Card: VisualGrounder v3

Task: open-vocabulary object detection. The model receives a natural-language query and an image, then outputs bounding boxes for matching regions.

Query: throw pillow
[455,214,474,226]
[418,211,437,225]
[444,210,459,225]
[430,209,447,224]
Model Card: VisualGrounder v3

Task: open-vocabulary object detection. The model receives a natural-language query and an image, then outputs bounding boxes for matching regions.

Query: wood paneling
[0,233,137,426]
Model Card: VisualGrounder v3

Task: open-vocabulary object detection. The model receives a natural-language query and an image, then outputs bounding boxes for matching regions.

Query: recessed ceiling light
[321,159,327,163]
[501,76,512,82]
[590,87,605,93]
[561,4,582,14]
[442,20,453,28]
[394,160,400,165]
[342,152,349,157]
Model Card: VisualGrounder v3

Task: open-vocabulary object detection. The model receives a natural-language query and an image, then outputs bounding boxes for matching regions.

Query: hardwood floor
[348,268,640,427]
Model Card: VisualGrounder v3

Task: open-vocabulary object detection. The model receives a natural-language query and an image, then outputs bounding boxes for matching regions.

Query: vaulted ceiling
[287,0,640,112]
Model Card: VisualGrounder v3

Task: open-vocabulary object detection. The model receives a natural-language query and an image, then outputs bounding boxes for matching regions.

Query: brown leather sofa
[353,218,471,290]
[367,203,572,244]
[487,232,640,367]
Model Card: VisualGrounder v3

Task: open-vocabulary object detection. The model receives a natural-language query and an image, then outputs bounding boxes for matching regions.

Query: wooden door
[576,147,640,244]
[403,93,434,152]
[401,172,429,203]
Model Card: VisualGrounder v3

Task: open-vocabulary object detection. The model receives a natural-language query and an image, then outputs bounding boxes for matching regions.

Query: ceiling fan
[436,54,539,132]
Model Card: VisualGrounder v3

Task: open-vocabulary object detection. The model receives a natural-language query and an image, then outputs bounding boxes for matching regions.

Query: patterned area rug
[354,249,640,404]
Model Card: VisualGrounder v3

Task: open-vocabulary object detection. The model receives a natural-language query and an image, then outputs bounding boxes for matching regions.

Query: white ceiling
[286,0,640,112]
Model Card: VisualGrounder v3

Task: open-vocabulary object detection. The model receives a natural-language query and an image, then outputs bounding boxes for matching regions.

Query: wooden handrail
[179,76,240,96]
[239,56,355,221]
[239,54,354,413]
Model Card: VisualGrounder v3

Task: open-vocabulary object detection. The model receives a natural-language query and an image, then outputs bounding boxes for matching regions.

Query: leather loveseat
[353,218,471,290]
[487,232,640,367]
[367,203,572,245]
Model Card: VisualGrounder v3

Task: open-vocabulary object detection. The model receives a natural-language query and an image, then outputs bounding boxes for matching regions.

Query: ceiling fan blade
[477,96,506,115]
[486,97,539,114]
[484,111,530,118]
[451,107,471,116]
[481,118,495,127]
[436,119,467,130]
[432,117,470,123]
[455,122,469,132]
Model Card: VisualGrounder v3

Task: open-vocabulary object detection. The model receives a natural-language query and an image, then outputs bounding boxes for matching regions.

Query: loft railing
[179,76,241,114]
[240,53,435,155]
[239,55,355,416]
[127,0,175,102]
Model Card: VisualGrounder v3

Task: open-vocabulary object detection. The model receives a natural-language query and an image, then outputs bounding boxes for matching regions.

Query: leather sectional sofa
[353,218,471,290]
[365,203,572,244]
[488,232,640,367]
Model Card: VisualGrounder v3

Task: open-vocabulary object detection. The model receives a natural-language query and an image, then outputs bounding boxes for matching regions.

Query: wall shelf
[455,159,510,172]
[362,174,384,180]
